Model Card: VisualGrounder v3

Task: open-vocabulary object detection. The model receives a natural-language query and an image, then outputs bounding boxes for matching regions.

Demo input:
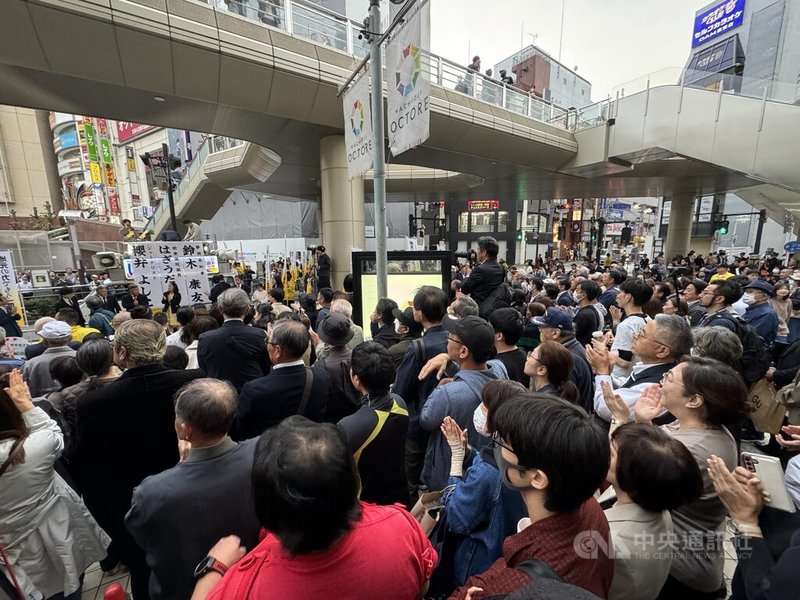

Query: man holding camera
[460,236,505,313]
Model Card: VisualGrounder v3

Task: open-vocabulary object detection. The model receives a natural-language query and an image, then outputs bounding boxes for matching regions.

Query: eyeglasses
[446,335,464,346]
[491,432,526,469]
[633,329,674,354]
[661,371,676,384]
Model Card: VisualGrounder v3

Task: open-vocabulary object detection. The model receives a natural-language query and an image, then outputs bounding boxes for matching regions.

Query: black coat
[162,292,182,313]
[197,321,270,391]
[208,282,231,303]
[460,260,505,304]
[232,364,330,440]
[0,307,22,337]
[773,338,800,388]
[120,292,150,310]
[72,364,204,593]
[96,293,122,314]
[53,297,85,326]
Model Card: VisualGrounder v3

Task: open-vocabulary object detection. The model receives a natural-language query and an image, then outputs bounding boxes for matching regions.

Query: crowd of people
[2,235,800,600]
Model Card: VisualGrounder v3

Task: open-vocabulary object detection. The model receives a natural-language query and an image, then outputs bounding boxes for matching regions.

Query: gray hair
[218,287,250,318]
[450,296,479,318]
[692,326,743,364]
[174,378,238,438]
[271,319,309,359]
[85,296,103,311]
[114,320,166,365]
[330,298,353,318]
[653,313,693,358]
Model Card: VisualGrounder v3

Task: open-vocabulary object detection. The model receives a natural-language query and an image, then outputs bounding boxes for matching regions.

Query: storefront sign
[467,200,500,211]
[692,0,746,48]
[116,121,156,143]
[89,162,102,184]
[107,187,121,214]
[54,130,79,153]
[84,122,99,162]
[100,138,112,163]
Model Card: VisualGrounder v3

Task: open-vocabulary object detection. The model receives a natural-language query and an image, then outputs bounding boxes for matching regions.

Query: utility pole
[162,143,178,234]
[753,209,767,254]
[369,0,388,299]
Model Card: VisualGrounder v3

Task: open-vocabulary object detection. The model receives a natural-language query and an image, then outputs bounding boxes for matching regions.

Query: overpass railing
[214,0,569,127]
[571,66,800,132]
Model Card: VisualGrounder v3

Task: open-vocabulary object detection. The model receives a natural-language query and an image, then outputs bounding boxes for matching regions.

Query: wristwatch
[726,517,762,538]
[193,556,228,580]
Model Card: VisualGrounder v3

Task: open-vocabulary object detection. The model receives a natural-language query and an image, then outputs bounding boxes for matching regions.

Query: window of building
[497,211,509,232]
[458,212,469,233]
[471,211,494,233]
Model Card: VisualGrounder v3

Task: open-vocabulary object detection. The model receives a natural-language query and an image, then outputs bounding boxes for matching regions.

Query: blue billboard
[56,130,79,151]
[692,0,746,47]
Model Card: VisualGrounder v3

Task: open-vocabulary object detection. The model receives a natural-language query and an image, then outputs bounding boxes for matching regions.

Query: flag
[342,72,374,178]
[385,1,431,156]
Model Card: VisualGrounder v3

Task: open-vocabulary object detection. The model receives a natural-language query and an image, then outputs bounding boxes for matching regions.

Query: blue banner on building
[693,0,746,48]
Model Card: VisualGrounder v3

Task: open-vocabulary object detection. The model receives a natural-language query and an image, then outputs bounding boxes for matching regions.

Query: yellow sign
[127,157,136,172]
[89,162,102,183]
[104,163,117,187]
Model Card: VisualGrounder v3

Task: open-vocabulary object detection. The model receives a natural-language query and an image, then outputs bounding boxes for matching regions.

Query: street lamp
[140,142,181,234]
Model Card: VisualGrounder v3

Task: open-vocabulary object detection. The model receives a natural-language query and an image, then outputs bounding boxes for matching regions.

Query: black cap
[392,307,423,333]
[316,245,326,252]
[317,313,353,346]
[442,315,495,357]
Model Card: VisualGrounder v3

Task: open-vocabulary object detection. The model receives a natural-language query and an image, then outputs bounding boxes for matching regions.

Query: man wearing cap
[316,245,332,289]
[387,306,422,368]
[22,321,77,396]
[709,262,734,284]
[742,280,779,345]
[419,315,507,492]
[312,313,360,423]
[532,308,594,414]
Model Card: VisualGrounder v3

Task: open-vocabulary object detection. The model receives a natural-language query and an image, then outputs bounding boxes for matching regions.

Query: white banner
[343,72,374,178]
[385,1,430,157]
[129,242,210,307]
[0,251,25,327]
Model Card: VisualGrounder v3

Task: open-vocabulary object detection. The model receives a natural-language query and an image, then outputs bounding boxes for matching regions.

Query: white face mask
[573,292,584,303]
[473,404,490,437]
[742,293,757,306]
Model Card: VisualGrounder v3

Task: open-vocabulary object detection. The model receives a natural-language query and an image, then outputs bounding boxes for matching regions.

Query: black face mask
[493,442,532,492]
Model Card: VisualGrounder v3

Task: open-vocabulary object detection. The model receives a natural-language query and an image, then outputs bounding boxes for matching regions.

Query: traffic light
[558,226,567,241]
[516,231,523,241]
[717,219,730,235]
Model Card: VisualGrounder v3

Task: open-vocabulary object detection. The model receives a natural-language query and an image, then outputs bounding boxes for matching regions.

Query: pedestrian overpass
[1,0,799,238]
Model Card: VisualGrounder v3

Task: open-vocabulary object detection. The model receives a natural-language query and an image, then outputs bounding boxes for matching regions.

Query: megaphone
[92,252,124,270]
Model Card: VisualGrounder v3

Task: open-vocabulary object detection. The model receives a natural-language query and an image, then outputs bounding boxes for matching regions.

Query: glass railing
[212,0,568,127]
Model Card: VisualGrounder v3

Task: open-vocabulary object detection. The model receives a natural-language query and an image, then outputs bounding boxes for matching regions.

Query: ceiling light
[153,96,166,102]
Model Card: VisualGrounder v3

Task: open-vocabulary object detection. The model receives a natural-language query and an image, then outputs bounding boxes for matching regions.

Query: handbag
[776,372,800,425]
[749,378,786,434]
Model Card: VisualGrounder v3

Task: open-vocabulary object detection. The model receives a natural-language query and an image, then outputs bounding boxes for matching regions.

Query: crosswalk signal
[516,231,523,241]
[717,219,730,235]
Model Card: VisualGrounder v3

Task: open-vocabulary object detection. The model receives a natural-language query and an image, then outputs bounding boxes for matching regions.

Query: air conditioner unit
[92,252,124,270]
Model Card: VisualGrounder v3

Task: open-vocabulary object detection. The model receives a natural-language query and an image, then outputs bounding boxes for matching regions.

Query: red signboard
[467,200,500,211]
[116,121,155,143]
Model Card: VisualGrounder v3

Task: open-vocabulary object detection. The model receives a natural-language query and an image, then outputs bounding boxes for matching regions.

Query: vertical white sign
[385,1,431,156]
[129,242,210,307]
[343,72,374,178]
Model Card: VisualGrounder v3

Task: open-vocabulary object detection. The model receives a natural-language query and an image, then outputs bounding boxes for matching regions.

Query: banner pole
[370,0,388,299]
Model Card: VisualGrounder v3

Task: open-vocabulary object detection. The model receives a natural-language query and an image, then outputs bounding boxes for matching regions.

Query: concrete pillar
[663,194,695,259]
[319,135,365,290]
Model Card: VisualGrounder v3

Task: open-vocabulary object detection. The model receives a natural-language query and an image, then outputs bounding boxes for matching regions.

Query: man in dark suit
[197,288,270,391]
[125,378,261,600]
[233,319,330,440]
[120,283,150,311]
[0,293,22,337]
[72,320,204,600]
[93,284,121,314]
[207,274,231,303]
[316,245,332,289]
[460,236,505,307]
[52,286,86,326]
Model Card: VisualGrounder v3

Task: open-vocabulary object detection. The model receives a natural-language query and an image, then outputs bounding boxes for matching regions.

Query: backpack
[715,313,770,387]
[478,283,512,319]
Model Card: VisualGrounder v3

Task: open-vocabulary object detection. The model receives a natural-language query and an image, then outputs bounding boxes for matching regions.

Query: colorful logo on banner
[342,72,374,178]
[385,1,430,157]
[394,43,422,96]
[350,99,365,136]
